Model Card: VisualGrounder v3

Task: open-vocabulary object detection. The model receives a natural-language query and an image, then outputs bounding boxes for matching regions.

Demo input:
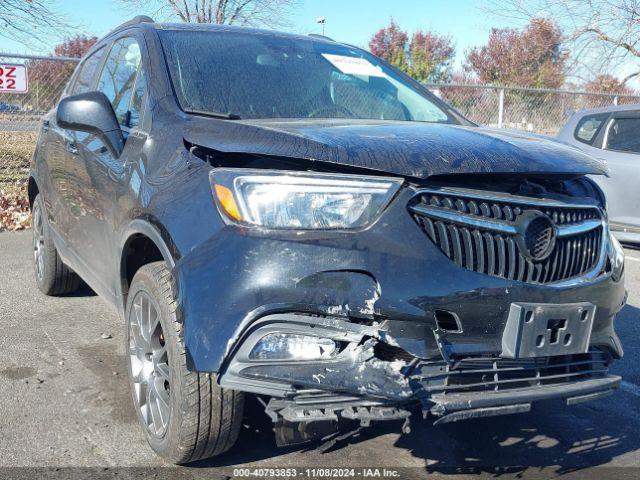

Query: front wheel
[125,262,244,464]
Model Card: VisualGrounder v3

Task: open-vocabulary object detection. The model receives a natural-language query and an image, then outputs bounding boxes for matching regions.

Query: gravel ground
[0,230,639,479]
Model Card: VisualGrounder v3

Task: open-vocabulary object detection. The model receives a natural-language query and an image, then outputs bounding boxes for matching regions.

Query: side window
[70,47,106,95]
[605,117,640,154]
[96,37,142,128]
[574,113,609,146]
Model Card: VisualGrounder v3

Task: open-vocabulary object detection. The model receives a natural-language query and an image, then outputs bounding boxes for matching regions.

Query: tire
[125,262,244,464]
[32,194,81,296]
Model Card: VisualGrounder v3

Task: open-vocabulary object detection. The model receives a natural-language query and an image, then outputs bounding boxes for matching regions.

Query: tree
[0,0,70,46]
[368,19,409,71]
[52,35,98,58]
[409,31,455,83]
[585,74,634,95]
[464,18,566,88]
[583,74,638,107]
[26,36,97,112]
[29,35,97,84]
[119,0,299,28]
[483,0,640,85]
[369,20,455,82]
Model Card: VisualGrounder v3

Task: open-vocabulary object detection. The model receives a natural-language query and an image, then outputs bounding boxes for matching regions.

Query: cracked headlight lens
[249,333,337,360]
[211,169,402,229]
[609,233,625,282]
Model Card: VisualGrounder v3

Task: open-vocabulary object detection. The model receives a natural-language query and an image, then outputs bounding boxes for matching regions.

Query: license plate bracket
[501,302,595,358]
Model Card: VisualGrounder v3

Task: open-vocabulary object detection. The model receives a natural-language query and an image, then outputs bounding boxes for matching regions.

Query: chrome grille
[411,350,610,395]
[410,188,605,284]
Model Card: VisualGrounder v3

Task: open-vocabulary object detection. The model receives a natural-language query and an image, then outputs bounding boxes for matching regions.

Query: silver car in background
[558,104,640,244]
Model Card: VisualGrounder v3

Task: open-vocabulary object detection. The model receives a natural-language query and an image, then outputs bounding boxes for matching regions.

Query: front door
[65,35,145,299]
[48,46,106,248]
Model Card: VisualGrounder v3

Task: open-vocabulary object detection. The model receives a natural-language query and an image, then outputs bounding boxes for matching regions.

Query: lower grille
[410,188,605,284]
[410,350,610,396]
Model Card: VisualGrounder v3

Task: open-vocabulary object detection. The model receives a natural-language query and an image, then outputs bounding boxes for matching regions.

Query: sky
[0,0,519,69]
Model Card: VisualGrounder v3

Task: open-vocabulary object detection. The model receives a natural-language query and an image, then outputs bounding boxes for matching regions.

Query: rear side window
[574,113,609,145]
[96,37,142,128]
[70,47,105,95]
[605,117,640,153]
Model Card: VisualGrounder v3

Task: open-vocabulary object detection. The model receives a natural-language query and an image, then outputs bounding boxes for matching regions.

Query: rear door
[46,47,106,243]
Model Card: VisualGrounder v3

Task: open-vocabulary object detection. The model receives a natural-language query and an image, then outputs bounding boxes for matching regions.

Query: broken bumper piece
[427,376,619,425]
[219,313,621,440]
[265,395,411,425]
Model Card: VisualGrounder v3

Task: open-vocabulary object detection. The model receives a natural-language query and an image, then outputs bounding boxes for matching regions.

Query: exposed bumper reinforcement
[264,394,413,447]
[266,396,412,426]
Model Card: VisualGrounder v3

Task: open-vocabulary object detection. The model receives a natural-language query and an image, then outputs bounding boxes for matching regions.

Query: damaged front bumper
[219,313,621,432]
[172,186,626,439]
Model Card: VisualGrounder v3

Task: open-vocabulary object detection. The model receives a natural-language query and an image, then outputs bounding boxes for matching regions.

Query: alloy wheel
[32,204,45,282]
[129,291,171,438]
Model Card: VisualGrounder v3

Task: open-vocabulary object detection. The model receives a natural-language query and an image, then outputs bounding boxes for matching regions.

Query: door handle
[67,142,79,155]
[42,120,49,132]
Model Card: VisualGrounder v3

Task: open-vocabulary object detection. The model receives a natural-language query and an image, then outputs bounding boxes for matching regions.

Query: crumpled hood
[184,118,608,179]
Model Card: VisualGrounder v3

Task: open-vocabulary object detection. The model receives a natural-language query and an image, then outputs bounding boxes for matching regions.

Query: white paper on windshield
[322,54,386,77]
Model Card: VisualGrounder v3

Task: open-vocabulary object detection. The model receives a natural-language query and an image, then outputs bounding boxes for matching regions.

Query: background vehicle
[29,16,625,464]
[0,101,20,112]
[558,105,640,244]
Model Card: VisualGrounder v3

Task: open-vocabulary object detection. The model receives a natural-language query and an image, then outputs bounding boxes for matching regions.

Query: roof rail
[308,33,335,42]
[108,15,155,35]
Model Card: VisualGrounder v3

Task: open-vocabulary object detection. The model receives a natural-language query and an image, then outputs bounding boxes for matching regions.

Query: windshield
[159,29,455,123]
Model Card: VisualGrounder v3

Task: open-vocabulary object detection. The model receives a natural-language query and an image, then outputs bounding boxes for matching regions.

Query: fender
[118,217,178,315]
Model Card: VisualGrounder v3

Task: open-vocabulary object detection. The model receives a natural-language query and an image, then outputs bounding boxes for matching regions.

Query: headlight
[249,333,337,360]
[211,169,402,229]
[609,233,624,282]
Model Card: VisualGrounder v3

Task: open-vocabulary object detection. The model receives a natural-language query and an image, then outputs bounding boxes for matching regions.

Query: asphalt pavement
[0,230,639,479]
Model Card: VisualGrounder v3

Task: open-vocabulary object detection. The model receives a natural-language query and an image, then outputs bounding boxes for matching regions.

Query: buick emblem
[516,210,557,261]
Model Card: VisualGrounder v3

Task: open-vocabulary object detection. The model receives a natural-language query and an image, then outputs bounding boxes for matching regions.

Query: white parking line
[621,380,640,397]
[626,256,640,262]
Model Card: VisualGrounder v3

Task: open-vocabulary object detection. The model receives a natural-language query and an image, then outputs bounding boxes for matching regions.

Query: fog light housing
[249,333,337,360]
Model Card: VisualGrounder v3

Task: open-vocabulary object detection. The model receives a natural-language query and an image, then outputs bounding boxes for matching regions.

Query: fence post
[613,95,619,106]
[498,88,505,128]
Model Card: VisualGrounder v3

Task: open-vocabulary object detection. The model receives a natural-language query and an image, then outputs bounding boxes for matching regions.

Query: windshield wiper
[185,109,242,120]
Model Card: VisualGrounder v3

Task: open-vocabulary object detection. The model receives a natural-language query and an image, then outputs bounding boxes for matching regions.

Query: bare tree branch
[581,26,640,58]
[622,70,640,84]
[0,0,73,47]
[481,0,640,88]
[118,0,299,28]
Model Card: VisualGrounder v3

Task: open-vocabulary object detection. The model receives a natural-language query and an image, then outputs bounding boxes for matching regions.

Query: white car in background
[558,104,640,245]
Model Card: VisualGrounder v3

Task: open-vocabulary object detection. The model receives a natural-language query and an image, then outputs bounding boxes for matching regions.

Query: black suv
[30,16,626,463]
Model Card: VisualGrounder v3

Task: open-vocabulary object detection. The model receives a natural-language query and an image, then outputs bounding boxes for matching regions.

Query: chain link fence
[428,83,640,135]
[0,53,79,183]
[2,52,640,184]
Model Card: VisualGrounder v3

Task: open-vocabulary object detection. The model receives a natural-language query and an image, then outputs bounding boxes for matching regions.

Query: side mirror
[57,91,125,158]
